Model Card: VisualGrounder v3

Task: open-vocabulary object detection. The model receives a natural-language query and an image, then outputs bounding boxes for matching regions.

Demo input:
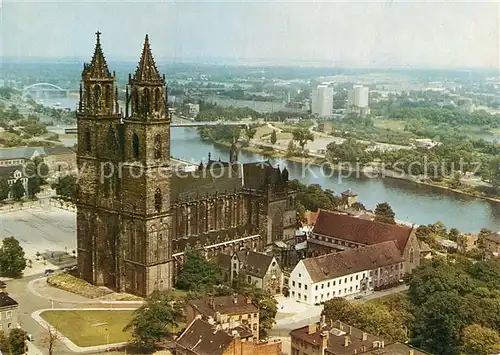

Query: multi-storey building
[289,241,403,305]
[229,250,283,295]
[347,85,370,116]
[0,293,18,332]
[290,319,428,355]
[312,85,334,118]
[176,317,282,355]
[75,32,296,296]
[309,210,420,275]
[185,294,260,340]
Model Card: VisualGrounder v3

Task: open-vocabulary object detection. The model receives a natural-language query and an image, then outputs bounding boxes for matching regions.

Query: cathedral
[76,32,297,296]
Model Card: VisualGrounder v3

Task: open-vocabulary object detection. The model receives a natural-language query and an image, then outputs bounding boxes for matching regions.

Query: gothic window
[132,87,139,114]
[271,210,283,242]
[155,188,162,212]
[154,88,161,111]
[132,133,140,160]
[105,85,112,109]
[84,129,91,152]
[143,88,150,113]
[93,85,101,110]
[410,248,414,264]
[199,203,206,234]
[107,128,115,151]
[154,134,162,159]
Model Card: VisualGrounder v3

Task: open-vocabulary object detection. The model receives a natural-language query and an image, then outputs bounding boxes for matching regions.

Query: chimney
[320,330,329,350]
[208,296,215,309]
[321,314,326,326]
[409,350,414,355]
[308,323,317,335]
[344,335,350,347]
[348,325,352,335]
[233,296,238,304]
[246,297,252,304]
[381,341,385,348]
[361,332,368,341]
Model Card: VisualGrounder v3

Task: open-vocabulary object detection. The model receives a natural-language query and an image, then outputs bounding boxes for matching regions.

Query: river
[42,98,500,233]
[172,128,500,233]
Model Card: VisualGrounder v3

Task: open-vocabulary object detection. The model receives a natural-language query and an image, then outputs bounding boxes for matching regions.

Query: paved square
[0,207,77,261]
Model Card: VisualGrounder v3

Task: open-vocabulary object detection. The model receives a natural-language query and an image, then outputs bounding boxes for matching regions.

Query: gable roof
[188,294,259,319]
[485,232,500,244]
[176,318,233,355]
[0,165,24,178]
[302,241,403,283]
[236,250,275,278]
[312,210,412,252]
[0,147,42,161]
[0,293,18,308]
[43,146,74,156]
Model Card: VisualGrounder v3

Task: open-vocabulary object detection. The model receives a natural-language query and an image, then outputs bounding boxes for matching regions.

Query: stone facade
[76,33,296,296]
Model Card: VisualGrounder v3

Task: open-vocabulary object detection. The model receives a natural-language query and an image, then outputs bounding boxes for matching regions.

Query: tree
[51,175,77,202]
[0,331,9,354]
[448,228,460,242]
[124,291,184,349]
[322,297,355,322]
[292,128,314,150]
[8,328,26,355]
[408,259,474,307]
[245,124,257,140]
[176,251,223,292]
[10,180,25,201]
[412,292,470,355]
[374,202,396,224]
[0,177,9,202]
[449,171,462,189]
[25,157,49,199]
[270,129,277,145]
[0,237,27,277]
[41,326,60,355]
[462,324,500,355]
[351,202,366,211]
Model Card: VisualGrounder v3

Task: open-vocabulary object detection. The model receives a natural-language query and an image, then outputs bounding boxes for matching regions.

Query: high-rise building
[347,85,370,116]
[311,85,334,118]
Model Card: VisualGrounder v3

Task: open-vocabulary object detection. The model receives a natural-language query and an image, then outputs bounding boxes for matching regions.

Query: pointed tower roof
[84,31,112,79]
[133,35,163,84]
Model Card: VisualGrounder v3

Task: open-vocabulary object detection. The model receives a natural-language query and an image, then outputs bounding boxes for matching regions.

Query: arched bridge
[23,83,69,99]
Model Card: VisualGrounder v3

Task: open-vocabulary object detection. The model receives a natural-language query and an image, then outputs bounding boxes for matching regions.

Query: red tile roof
[312,210,412,252]
[303,241,403,283]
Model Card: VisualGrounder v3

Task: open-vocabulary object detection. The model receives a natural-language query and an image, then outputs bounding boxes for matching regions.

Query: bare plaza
[0,204,77,268]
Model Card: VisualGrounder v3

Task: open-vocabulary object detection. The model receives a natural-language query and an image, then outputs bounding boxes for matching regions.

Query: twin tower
[76,32,174,296]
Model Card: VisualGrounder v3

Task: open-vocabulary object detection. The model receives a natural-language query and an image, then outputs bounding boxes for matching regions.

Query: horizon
[1,1,498,70]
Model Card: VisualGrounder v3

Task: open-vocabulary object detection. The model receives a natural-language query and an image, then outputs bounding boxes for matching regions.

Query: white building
[288,241,403,305]
[186,103,200,117]
[311,85,334,118]
[347,85,370,116]
[0,166,28,199]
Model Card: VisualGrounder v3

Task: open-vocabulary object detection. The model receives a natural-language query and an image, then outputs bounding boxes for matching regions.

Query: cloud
[1,0,498,68]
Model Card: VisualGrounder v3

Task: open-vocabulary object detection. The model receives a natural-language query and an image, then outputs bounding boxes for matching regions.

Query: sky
[1,0,499,68]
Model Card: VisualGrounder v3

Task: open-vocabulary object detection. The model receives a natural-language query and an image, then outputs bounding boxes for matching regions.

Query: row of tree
[0,329,28,355]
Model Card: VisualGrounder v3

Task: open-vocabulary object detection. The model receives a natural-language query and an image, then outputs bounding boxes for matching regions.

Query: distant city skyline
[1,0,499,69]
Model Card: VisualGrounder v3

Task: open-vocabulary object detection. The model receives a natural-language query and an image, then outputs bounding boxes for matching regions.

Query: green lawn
[40,310,134,347]
[373,119,406,131]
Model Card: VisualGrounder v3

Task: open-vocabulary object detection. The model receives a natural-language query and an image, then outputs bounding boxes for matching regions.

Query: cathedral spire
[84,31,112,79]
[133,34,163,84]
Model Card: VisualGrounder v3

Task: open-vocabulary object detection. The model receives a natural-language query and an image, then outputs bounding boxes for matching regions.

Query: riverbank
[212,139,500,204]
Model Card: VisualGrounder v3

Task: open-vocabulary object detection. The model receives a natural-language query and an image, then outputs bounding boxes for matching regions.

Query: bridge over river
[48,120,253,135]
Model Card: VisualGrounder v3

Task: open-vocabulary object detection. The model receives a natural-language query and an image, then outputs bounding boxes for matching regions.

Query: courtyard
[0,205,77,273]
